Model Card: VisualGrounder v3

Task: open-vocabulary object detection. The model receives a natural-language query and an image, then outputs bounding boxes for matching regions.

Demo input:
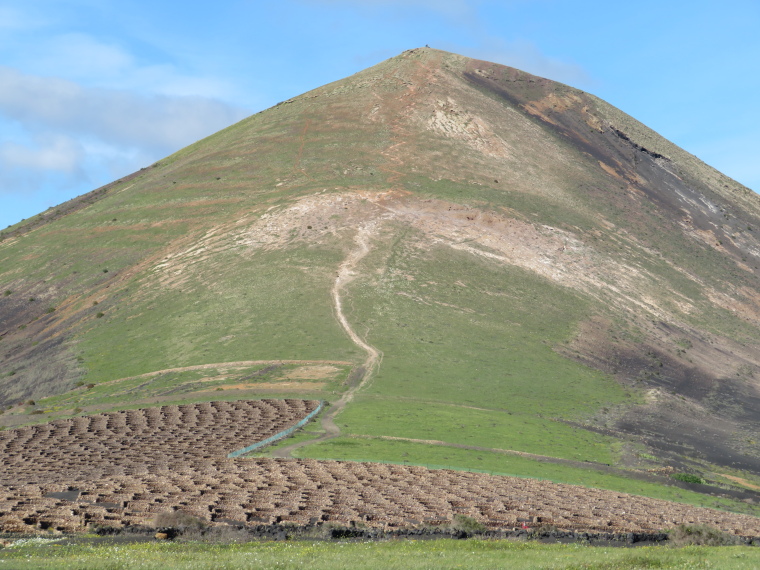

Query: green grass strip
[3,539,760,569]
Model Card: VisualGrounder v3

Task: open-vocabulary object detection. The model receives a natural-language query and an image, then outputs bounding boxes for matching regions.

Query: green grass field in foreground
[2,539,760,569]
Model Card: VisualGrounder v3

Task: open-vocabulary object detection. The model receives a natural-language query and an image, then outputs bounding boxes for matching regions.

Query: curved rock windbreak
[0,399,320,484]
[1,401,760,537]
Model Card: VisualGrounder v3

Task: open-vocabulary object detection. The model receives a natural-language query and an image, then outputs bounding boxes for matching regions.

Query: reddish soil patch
[724,475,760,492]
[1,400,759,536]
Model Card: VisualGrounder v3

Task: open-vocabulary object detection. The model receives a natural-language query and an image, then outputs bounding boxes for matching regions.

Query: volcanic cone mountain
[3,47,760,502]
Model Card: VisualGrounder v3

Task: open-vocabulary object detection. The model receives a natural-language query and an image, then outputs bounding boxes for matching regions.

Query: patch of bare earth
[280,365,342,380]
[0,401,759,536]
[211,382,326,391]
[723,475,760,492]
[98,360,350,387]
[230,187,697,327]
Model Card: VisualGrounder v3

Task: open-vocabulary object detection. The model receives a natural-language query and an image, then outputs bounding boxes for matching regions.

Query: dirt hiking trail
[273,222,384,458]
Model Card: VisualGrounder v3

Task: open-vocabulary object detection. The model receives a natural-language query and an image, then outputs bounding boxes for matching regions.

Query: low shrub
[450,514,486,533]
[529,523,559,538]
[672,473,704,484]
[669,523,741,546]
[153,510,208,532]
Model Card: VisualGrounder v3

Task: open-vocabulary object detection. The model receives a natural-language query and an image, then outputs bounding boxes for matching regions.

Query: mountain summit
[3,48,760,493]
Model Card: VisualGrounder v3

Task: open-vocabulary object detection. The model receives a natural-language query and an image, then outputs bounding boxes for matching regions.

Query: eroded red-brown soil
[1,400,760,536]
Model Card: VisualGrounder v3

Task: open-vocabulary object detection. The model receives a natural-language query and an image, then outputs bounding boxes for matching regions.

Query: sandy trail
[273,57,435,457]
[330,221,384,396]
[97,359,352,387]
[273,222,384,458]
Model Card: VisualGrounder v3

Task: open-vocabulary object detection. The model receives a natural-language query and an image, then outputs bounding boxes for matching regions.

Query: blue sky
[1,0,759,229]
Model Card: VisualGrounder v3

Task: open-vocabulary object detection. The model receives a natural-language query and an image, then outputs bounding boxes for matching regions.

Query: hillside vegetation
[3,47,760,513]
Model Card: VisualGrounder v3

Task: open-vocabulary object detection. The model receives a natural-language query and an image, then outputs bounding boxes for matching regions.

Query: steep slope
[2,48,760,502]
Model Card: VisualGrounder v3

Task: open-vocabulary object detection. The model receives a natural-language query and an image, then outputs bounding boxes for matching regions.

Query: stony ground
[1,399,760,536]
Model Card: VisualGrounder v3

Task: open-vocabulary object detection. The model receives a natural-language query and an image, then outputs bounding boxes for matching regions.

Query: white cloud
[0,134,87,200]
[0,134,83,173]
[122,66,240,100]
[34,33,135,80]
[0,4,255,226]
[448,38,592,87]
[0,65,249,205]
[0,66,249,152]
[12,32,240,100]
[301,1,588,86]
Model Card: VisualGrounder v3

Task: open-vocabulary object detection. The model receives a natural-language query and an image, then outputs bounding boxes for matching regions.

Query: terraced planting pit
[1,399,760,537]
[0,400,319,484]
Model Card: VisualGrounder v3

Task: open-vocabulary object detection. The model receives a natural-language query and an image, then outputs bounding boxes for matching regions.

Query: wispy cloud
[302,0,479,19]
[13,32,240,100]
[0,134,83,174]
[0,4,45,31]
[0,66,248,153]
[0,131,87,201]
[0,65,249,203]
[448,38,592,87]
[301,0,590,87]
[29,33,135,81]
[0,8,253,224]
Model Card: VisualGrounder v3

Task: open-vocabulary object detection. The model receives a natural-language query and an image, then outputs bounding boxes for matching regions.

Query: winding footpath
[272,222,384,458]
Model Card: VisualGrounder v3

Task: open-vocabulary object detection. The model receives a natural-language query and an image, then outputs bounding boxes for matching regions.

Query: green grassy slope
[332,242,633,460]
